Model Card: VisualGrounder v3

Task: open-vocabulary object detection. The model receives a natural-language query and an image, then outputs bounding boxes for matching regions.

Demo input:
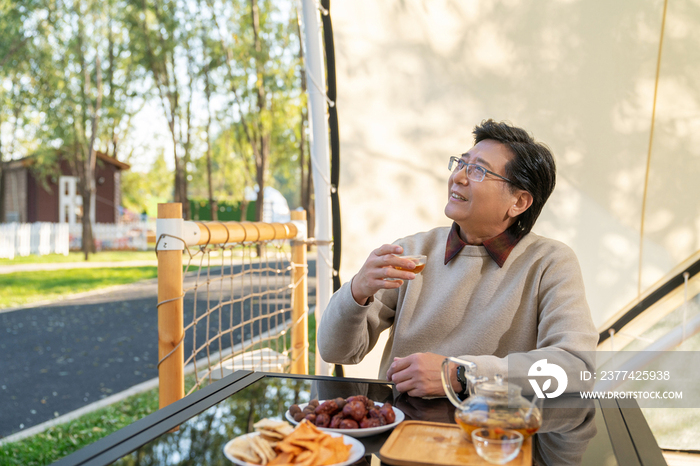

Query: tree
[0,0,44,222]
[200,27,220,220]
[124,0,198,220]
[2,0,303,236]
[0,74,29,223]
[8,0,142,259]
[102,0,148,161]
[121,149,172,215]
[294,8,313,237]
[21,0,106,258]
[201,0,303,222]
[71,0,105,258]
[203,50,217,221]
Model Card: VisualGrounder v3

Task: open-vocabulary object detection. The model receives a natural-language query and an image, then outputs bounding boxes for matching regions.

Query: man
[318,119,598,398]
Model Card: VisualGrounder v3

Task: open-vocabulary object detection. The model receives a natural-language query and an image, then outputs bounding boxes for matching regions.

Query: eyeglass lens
[449,157,486,182]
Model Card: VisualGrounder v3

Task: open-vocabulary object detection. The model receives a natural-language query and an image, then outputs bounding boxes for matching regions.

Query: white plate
[285,400,404,438]
[223,431,364,466]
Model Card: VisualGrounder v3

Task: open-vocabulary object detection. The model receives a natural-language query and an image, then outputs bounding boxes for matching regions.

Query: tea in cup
[471,428,523,464]
[393,254,427,274]
[385,254,427,281]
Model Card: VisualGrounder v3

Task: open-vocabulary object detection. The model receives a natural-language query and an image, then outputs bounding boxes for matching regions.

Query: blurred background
[332,0,700,330]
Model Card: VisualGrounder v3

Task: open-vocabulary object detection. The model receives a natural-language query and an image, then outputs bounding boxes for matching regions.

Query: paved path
[0,260,316,440]
[0,260,159,274]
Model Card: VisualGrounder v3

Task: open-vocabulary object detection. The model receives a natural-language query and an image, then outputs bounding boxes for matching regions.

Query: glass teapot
[440,356,542,440]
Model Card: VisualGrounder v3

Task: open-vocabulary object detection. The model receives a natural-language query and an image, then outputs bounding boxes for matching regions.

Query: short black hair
[473,119,556,237]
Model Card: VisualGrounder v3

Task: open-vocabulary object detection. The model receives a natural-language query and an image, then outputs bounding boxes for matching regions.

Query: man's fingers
[367,245,418,284]
[383,266,416,281]
[394,378,416,394]
[374,244,403,257]
[395,379,429,397]
[395,381,410,393]
[383,279,404,288]
[390,370,411,385]
[407,387,428,398]
[389,356,412,375]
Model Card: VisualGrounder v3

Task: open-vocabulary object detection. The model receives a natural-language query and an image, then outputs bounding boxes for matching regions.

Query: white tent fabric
[244,186,292,223]
[331,0,700,331]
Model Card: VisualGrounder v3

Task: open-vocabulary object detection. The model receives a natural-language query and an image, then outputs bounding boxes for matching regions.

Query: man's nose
[452,166,469,185]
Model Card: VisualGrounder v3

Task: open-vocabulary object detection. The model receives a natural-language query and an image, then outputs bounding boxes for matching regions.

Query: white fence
[0,223,70,259]
[68,222,151,252]
[0,222,151,259]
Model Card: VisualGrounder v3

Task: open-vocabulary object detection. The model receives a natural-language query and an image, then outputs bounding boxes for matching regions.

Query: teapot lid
[474,374,523,397]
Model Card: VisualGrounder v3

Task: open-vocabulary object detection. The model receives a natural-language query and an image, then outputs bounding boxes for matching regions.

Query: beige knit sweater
[317,227,599,388]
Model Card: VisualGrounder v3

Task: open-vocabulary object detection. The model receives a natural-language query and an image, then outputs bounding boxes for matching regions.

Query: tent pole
[301,0,333,376]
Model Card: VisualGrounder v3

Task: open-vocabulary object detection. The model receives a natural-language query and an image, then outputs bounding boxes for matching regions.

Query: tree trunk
[297,15,306,210]
[140,0,189,221]
[239,198,249,222]
[295,14,313,249]
[171,127,182,207]
[0,167,5,223]
[82,50,102,260]
[250,0,267,223]
[107,6,115,155]
[256,164,265,222]
[0,109,4,223]
[81,183,95,259]
[77,4,102,260]
[203,47,217,221]
[182,48,195,222]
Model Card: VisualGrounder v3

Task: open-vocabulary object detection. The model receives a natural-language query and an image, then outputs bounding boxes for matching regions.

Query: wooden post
[157,203,185,408]
[290,210,308,374]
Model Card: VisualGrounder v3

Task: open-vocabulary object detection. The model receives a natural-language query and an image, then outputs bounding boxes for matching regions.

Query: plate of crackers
[224,418,364,466]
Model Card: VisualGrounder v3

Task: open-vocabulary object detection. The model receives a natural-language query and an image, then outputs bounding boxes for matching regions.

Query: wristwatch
[456,365,468,395]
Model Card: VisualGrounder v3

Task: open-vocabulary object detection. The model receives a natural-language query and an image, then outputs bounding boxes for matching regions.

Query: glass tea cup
[471,428,524,464]
[386,254,427,280]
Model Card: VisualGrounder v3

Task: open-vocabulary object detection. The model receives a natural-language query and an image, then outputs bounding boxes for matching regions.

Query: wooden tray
[379,421,531,466]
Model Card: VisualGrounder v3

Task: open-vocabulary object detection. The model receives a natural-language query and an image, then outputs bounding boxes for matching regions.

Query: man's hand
[350,244,418,305]
[386,353,461,397]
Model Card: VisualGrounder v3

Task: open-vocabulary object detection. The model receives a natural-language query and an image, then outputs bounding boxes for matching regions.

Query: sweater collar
[444,222,522,268]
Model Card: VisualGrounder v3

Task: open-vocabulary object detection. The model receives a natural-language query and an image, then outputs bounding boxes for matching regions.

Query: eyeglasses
[448,156,518,186]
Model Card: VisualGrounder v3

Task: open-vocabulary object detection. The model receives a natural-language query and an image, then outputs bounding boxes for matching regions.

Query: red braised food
[288,395,396,429]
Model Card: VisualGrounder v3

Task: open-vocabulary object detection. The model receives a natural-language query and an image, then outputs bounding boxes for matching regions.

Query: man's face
[444,139,520,243]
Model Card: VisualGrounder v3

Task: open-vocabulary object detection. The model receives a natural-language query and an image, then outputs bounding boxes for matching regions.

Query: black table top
[52,371,667,466]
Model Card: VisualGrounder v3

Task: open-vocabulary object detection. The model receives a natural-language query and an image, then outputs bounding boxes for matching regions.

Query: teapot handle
[440,356,477,408]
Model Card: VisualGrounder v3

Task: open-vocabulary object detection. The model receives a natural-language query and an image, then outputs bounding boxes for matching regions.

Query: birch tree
[201,0,302,222]
[125,0,197,219]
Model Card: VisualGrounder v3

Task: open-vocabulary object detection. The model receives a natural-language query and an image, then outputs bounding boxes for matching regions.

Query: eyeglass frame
[448,156,521,188]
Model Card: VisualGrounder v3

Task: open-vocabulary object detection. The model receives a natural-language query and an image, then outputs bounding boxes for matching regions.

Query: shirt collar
[444,222,522,268]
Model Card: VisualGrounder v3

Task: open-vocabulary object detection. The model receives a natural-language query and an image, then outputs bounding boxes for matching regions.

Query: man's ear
[509,191,533,218]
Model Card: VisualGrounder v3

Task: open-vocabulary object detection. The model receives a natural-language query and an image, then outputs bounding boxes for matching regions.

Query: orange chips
[268,420,352,466]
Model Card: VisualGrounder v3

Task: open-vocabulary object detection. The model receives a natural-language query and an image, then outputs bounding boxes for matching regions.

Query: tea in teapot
[440,356,542,440]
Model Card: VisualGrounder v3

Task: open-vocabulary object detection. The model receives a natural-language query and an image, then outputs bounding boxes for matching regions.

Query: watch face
[456,365,465,381]
[456,365,468,393]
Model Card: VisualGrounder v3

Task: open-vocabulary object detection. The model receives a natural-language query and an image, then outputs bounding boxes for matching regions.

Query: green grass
[0,314,318,466]
[0,388,160,466]
[0,267,158,309]
[0,248,317,464]
[0,374,203,466]
[0,246,295,267]
[0,251,157,266]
